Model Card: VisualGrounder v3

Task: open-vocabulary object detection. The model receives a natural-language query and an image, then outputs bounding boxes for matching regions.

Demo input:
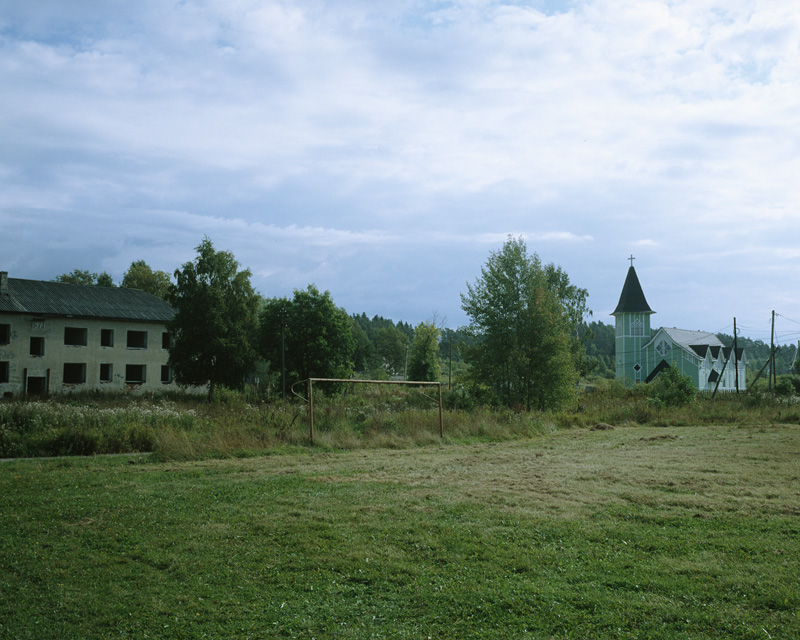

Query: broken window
[30,337,45,357]
[100,363,113,382]
[161,365,172,384]
[64,327,88,346]
[101,329,114,347]
[63,363,87,384]
[162,332,171,349]
[0,324,9,345]
[125,364,146,384]
[127,330,147,349]
[0,361,9,383]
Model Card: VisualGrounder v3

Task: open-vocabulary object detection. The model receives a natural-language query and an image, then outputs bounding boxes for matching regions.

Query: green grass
[2,424,798,638]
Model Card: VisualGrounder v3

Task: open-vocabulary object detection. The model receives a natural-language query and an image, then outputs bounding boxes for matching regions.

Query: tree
[54,269,115,287]
[407,322,441,381]
[168,238,260,400]
[375,326,409,377]
[259,285,356,389]
[122,260,171,299]
[460,236,584,410]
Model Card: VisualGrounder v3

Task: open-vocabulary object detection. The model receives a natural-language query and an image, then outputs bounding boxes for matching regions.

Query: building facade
[0,271,177,396]
[612,265,746,391]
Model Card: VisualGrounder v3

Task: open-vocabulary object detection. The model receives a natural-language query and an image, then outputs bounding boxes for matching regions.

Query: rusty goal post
[297,378,443,444]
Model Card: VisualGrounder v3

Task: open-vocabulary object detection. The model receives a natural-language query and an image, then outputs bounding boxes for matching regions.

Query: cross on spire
[629,254,636,267]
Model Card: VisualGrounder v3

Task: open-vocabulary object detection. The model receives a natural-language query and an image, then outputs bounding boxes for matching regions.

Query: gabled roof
[0,277,174,323]
[612,266,654,316]
[654,327,723,350]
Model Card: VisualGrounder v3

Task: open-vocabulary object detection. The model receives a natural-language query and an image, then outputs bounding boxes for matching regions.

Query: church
[612,262,746,391]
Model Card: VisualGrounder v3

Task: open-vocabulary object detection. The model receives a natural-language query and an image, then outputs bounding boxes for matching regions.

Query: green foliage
[774,375,800,396]
[648,365,696,407]
[260,285,356,388]
[54,268,115,287]
[461,236,581,410]
[121,259,171,298]
[168,237,260,400]
[407,321,441,381]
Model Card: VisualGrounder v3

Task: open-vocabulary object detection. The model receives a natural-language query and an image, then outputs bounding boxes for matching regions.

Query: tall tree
[54,269,115,287]
[122,260,171,299]
[375,326,409,377]
[460,236,583,410]
[168,238,259,400]
[407,322,441,382]
[259,285,355,389]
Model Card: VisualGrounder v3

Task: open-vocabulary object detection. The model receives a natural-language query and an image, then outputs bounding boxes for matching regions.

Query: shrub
[648,365,696,408]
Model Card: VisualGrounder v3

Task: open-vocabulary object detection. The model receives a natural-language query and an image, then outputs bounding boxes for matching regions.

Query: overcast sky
[2,0,800,345]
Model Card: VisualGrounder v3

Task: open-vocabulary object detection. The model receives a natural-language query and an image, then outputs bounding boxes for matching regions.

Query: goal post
[300,378,443,444]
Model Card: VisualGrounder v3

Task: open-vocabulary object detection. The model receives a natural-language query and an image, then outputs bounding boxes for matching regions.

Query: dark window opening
[162,332,171,349]
[125,364,146,384]
[0,361,9,383]
[101,329,114,347]
[0,324,10,345]
[127,330,147,349]
[30,337,45,357]
[26,377,47,395]
[64,327,88,346]
[161,365,172,384]
[100,363,113,382]
[63,363,87,384]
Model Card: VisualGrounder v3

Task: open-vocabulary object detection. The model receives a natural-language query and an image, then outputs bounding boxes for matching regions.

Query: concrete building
[0,271,176,396]
[612,264,746,391]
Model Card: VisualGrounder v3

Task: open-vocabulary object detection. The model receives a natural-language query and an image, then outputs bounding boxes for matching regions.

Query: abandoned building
[0,271,176,396]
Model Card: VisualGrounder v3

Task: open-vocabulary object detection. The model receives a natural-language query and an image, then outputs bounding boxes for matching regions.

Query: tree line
[55,236,595,408]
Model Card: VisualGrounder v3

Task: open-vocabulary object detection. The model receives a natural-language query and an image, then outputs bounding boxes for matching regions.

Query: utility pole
[449,334,453,389]
[769,310,775,391]
[281,306,286,400]
[733,317,739,394]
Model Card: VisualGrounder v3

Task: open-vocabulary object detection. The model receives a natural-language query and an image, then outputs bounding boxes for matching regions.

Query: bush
[648,366,696,408]
[775,375,800,396]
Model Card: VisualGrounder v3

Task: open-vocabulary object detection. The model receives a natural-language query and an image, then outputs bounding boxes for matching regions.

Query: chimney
[0,271,7,296]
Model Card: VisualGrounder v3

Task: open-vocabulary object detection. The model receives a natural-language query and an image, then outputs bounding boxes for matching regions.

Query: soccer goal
[294,377,443,444]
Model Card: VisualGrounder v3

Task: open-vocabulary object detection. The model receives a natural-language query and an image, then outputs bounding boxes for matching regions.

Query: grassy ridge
[1,424,798,638]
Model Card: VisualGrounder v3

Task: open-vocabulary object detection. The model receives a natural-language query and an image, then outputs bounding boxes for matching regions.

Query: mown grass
[1,424,798,638]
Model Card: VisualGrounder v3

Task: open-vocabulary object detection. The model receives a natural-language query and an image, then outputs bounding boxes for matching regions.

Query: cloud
[1,0,799,331]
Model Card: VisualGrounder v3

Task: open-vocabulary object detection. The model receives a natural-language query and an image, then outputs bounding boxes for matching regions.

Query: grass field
[1,423,798,638]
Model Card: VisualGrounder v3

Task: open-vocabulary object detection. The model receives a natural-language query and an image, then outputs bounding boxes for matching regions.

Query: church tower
[611,260,654,385]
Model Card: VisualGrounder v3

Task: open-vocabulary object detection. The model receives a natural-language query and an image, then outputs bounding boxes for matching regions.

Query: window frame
[30,336,45,357]
[63,362,87,384]
[101,329,114,348]
[64,326,88,347]
[126,330,148,349]
[100,363,113,383]
[125,364,146,384]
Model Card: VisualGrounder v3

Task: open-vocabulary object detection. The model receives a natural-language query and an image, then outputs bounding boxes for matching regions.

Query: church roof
[648,327,723,352]
[612,266,654,316]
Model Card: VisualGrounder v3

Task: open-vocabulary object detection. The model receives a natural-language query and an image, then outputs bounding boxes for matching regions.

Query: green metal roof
[0,277,175,323]
[612,266,654,315]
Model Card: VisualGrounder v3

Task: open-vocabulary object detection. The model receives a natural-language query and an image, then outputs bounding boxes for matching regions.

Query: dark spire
[612,266,654,315]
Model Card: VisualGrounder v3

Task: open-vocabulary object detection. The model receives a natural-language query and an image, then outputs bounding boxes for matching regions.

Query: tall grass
[2,380,798,460]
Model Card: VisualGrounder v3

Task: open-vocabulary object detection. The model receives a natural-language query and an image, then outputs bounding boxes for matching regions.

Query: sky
[2,0,800,346]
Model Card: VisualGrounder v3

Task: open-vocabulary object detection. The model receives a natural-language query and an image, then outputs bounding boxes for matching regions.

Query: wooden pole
[449,335,453,389]
[438,383,444,438]
[308,378,314,444]
[769,310,775,391]
[733,317,739,394]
